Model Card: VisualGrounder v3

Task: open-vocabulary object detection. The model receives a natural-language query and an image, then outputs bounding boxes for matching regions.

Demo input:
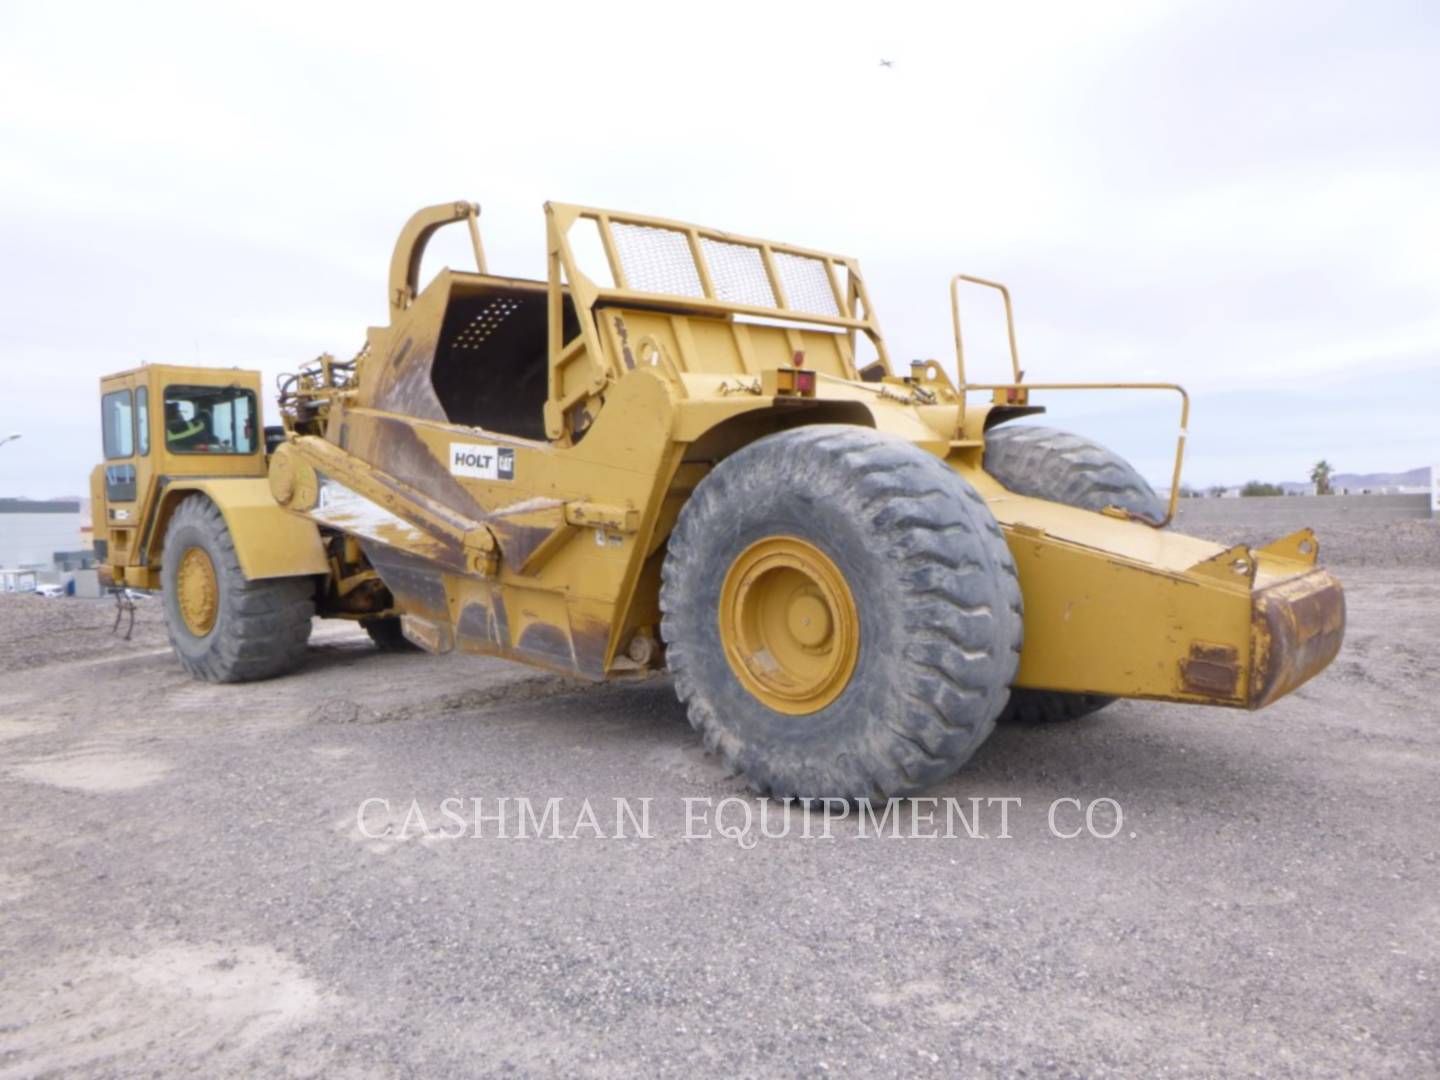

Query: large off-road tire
[362,616,419,652]
[661,425,1023,800]
[161,495,315,683]
[983,424,1165,724]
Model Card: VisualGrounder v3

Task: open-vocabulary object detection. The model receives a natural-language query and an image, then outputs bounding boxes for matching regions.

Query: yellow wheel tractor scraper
[92,201,1345,799]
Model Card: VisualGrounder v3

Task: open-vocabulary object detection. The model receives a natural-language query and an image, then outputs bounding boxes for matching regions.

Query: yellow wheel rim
[719,536,860,715]
[176,546,219,637]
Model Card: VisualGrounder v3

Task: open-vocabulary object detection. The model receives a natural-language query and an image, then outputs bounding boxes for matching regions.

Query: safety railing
[952,274,1022,386]
[961,381,1190,528]
[548,203,888,345]
[953,274,1188,527]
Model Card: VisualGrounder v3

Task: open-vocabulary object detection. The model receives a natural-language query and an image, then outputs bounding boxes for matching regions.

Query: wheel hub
[719,536,859,715]
[176,546,219,637]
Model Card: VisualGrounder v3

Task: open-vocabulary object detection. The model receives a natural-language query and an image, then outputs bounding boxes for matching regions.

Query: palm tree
[1310,459,1334,496]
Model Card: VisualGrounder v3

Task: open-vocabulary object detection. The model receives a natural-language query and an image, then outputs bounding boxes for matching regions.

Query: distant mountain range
[1273,467,1430,494]
[1328,467,1430,489]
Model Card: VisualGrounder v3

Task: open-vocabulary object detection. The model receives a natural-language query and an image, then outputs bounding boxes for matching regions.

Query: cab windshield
[163,385,258,454]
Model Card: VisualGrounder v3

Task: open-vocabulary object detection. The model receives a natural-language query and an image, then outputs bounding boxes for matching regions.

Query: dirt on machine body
[91,200,1345,798]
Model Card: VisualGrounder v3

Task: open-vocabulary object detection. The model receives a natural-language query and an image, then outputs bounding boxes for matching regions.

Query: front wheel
[161,495,315,683]
[661,426,1023,800]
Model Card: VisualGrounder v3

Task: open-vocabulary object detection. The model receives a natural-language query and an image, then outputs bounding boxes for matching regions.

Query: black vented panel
[431,288,579,441]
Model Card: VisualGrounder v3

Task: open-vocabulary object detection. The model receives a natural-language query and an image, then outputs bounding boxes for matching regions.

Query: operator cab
[93,365,267,577]
[161,383,260,455]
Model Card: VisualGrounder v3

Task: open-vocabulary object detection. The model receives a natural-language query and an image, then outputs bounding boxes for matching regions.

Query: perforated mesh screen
[773,252,840,316]
[450,296,523,350]
[602,217,849,320]
[611,223,704,297]
[698,238,776,307]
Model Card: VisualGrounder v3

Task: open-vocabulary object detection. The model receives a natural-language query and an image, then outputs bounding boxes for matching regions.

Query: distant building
[1333,483,1424,495]
[52,549,96,572]
[0,568,39,592]
[0,498,84,568]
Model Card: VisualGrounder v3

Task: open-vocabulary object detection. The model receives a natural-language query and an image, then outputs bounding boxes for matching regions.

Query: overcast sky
[1,0,1436,496]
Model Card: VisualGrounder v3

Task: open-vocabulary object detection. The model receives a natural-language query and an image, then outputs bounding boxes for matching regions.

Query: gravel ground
[0,521,1437,1078]
[0,593,169,670]
[1176,516,1440,569]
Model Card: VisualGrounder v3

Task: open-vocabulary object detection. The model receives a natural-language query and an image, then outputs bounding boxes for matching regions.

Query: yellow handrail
[967,381,1191,528]
[951,274,1022,386]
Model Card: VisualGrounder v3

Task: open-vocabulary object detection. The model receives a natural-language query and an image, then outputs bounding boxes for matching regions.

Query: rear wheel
[983,424,1165,724]
[161,495,315,683]
[661,425,1023,800]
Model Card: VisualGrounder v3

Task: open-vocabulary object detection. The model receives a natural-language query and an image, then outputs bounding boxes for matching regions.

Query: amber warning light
[767,367,817,398]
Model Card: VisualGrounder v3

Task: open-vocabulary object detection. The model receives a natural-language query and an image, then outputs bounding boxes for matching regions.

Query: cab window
[136,386,150,455]
[102,390,134,459]
[163,385,258,454]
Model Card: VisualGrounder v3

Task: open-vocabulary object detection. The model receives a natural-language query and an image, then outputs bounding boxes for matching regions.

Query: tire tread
[162,495,315,684]
[661,425,1023,798]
